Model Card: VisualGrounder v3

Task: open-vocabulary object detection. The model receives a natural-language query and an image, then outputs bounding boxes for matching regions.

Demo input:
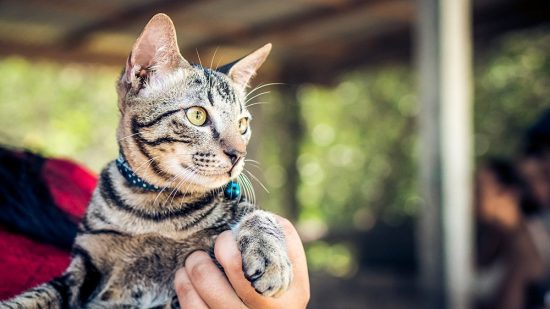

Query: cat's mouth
[177,163,243,189]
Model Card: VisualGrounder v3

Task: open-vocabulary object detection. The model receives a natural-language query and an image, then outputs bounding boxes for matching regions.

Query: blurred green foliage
[296,69,418,229]
[475,29,550,158]
[0,58,119,171]
[0,29,549,277]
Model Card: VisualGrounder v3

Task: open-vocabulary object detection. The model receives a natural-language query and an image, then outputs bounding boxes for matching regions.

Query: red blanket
[0,158,96,299]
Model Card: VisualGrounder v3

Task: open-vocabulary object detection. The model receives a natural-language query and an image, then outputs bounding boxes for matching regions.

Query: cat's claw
[241,244,292,297]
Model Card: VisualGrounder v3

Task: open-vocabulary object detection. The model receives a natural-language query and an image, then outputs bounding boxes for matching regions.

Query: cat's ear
[222,43,272,91]
[121,13,188,90]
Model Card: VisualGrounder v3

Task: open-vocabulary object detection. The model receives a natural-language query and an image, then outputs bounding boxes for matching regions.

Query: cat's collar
[115,153,161,192]
[115,153,242,200]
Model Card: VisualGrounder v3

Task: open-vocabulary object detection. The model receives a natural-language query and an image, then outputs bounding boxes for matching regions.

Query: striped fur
[1,14,291,309]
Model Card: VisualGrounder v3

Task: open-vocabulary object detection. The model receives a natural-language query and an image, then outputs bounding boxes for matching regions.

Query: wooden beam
[1,0,546,86]
[247,0,414,54]
[0,41,124,67]
[1,0,114,16]
[473,0,550,43]
[278,26,411,84]
[62,0,205,48]
[185,0,388,53]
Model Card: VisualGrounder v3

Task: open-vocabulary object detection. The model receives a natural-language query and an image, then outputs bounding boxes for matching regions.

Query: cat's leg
[232,209,293,297]
[0,276,69,309]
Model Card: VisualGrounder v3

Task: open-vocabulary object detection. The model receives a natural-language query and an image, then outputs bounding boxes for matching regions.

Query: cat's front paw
[236,212,293,297]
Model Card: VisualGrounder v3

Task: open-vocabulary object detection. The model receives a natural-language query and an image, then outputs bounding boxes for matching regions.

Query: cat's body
[1,14,291,309]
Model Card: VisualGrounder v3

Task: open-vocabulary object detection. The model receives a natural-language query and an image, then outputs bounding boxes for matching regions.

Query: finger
[185,250,247,309]
[273,216,310,302]
[215,231,258,306]
[174,267,209,309]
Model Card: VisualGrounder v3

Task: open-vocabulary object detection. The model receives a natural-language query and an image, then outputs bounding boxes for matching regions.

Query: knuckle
[174,278,194,296]
[188,258,213,283]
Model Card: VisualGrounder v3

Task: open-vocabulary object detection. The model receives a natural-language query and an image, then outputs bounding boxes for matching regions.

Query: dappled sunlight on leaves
[0,57,119,171]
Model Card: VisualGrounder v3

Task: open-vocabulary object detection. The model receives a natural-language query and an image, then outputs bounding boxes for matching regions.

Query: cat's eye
[238,117,249,134]
[186,107,207,126]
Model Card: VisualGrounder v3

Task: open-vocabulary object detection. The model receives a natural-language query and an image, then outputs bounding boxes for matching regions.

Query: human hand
[175,216,310,309]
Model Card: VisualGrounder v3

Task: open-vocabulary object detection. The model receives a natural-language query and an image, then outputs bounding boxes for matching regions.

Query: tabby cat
[1,13,292,309]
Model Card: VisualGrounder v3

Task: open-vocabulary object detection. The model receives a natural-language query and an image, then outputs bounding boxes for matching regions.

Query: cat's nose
[223,148,246,165]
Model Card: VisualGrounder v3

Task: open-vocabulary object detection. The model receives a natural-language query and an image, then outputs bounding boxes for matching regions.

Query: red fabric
[42,158,96,219]
[0,158,97,300]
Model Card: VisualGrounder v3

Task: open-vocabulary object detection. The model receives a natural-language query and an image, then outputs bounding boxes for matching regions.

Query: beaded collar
[116,154,161,191]
[115,153,241,200]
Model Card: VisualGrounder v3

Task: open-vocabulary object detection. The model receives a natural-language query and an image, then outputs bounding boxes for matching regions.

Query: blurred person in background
[475,110,550,309]
[519,109,550,308]
[475,158,544,309]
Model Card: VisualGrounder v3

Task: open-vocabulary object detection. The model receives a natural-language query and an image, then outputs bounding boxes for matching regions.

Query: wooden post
[440,0,473,308]
[416,0,445,306]
[417,0,473,308]
[278,84,302,221]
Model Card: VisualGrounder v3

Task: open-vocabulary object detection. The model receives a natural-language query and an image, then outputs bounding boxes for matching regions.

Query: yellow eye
[186,107,207,126]
[238,118,249,134]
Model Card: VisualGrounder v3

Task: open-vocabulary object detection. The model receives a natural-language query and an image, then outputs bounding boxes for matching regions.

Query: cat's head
[116,13,271,193]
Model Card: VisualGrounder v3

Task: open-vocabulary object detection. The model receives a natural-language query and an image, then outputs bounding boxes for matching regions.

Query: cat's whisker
[240,174,253,204]
[175,168,196,197]
[244,159,261,165]
[153,178,178,206]
[243,159,261,167]
[238,177,249,204]
[151,152,200,206]
[133,156,161,174]
[215,183,224,198]
[244,169,269,194]
[180,168,201,198]
[117,132,141,142]
[210,46,219,69]
[246,177,256,205]
[246,163,262,171]
[245,91,271,104]
[246,82,285,99]
[244,160,260,166]
[153,172,182,206]
[240,173,256,205]
[215,54,224,71]
[163,169,194,209]
[245,101,270,108]
[181,170,198,196]
[243,159,262,172]
[167,170,193,208]
[237,175,249,203]
[195,49,204,67]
